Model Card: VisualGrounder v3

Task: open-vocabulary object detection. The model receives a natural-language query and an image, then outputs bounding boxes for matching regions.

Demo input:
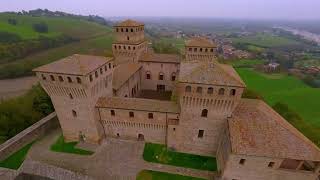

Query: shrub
[242,89,264,100]
[32,22,48,33]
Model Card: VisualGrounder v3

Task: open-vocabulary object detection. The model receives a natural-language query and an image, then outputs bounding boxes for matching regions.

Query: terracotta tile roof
[185,37,216,48]
[96,97,180,113]
[229,99,320,161]
[139,53,181,64]
[112,63,142,90]
[179,61,245,87]
[115,19,144,27]
[33,54,113,75]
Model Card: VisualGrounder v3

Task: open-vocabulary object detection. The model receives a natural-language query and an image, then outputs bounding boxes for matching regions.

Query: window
[201,109,208,117]
[185,86,191,92]
[218,88,225,95]
[50,75,55,81]
[268,162,275,168]
[69,93,73,99]
[109,63,111,69]
[114,45,117,49]
[230,89,236,96]
[200,48,203,52]
[126,28,128,32]
[196,87,203,94]
[129,111,134,118]
[116,28,119,32]
[205,48,208,52]
[131,28,133,32]
[207,87,213,94]
[67,77,72,83]
[100,68,103,74]
[127,36,130,41]
[189,48,192,51]
[110,110,115,116]
[95,71,98,78]
[105,65,107,72]
[146,72,151,79]
[239,159,246,165]
[41,74,46,80]
[159,73,164,80]
[148,113,153,119]
[173,128,176,131]
[128,46,131,50]
[72,110,77,117]
[171,73,176,81]
[133,47,136,50]
[121,28,123,32]
[198,130,204,138]
[211,48,214,52]
[76,77,81,84]
[194,48,197,52]
[89,75,93,82]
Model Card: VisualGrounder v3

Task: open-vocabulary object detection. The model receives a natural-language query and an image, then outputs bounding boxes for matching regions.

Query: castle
[33,20,320,180]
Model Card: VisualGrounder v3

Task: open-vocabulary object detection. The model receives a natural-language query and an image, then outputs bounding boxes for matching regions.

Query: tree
[32,22,48,33]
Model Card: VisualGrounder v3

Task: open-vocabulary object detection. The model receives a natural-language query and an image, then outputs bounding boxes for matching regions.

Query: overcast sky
[1,0,320,20]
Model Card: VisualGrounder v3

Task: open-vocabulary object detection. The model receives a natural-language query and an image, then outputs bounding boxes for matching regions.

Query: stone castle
[33,20,320,180]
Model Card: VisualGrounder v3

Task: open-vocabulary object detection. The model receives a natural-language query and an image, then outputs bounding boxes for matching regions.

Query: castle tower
[112,19,148,65]
[185,37,217,62]
[33,54,114,144]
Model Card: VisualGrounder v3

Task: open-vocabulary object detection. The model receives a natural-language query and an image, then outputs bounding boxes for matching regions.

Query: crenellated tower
[185,37,217,62]
[112,19,148,65]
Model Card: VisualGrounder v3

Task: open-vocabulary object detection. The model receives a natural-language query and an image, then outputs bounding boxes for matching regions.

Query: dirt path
[0,76,38,101]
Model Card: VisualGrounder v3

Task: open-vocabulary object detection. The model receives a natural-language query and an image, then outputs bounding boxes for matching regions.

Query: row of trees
[0,35,76,64]
[0,85,54,144]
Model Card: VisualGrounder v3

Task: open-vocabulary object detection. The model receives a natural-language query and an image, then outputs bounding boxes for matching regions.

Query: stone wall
[0,112,58,161]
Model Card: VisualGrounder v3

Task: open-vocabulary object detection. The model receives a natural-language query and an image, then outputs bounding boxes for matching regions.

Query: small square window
[50,75,55,81]
[129,111,134,118]
[268,162,275,168]
[111,110,115,116]
[159,74,164,80]
[58,76,64,82]
[76,77,82,84]
[239,159,246,165]
[72,110,77,117]
[67,77,72,83]
[148,113,153,119]
[95,71,98,78]
[89,75,93,82]
[100,68,103,74]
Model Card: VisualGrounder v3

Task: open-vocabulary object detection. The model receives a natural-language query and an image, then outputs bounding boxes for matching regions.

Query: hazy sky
[1,0,320,20]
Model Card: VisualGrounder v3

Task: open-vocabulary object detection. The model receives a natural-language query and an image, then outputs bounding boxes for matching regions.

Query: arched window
[50,75,55,81]
[110,110,115,116]
[210,48,214,52]
[194,48,197,52]
[189,48,192,51]
[116,28,119,32]
[207,87,213,94]
[131,28,133,32]
[58,76,64,82]
[126,28,128,32]
[201,109,208,117]
[205,48,208,52]
[76,77,82,84]
[219,88,225,95]
[200,48,203,52]
[146,71,151,79]
[72,110,77,117]
[230,89,236,96]
[121,28,123,32]
[171,73,176,81]
[159,72,164,80]
[127,36,130,41]
[69,93,73,99]
[185,86,191,92]
[197,87,203,94]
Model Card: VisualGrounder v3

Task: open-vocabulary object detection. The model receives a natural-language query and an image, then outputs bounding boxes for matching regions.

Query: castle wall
[167,82,244,156]
[185,46,216,61]
[222,154,320,180]
[112,42,148,64]
[114,26,145,44]
[216,122,232,173]
[140,62,179,92]
[114,69,141,98]
[98,107,177,144]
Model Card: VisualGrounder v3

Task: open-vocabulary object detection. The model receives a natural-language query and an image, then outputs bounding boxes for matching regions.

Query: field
[0,13,113,79]
[136,170,204,180]
[143,143,217,171]
[231,33,300,48]
[236,68,320,146]
[0,142,34,169]
[228,59,265,68]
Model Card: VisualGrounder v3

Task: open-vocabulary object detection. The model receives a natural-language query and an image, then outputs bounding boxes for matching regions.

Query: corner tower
[112,19,148,65]
[33,54,114,144]
[185,37,217,62]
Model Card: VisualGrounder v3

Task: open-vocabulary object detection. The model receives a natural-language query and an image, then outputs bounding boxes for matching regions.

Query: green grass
[229,59,265,68]
[236,68,320,146]
[136,170,205,180]
[50,135,93,155]
[158,37,185,51]
[0,13,111,40]
[0,142,34,169]
[231,33,300,48]
[143,143,217,171]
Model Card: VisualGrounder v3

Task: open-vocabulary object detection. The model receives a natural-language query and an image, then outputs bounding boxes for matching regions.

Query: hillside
[0,12,113,79]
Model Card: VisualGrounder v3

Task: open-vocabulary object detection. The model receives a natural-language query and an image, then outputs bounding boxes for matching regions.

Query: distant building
[264,62,281,72]
[33,19,320,180]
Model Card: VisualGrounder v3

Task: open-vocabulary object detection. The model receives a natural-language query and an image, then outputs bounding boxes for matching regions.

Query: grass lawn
[50,135,93,155]
[158,37,185,51]
[229,59,265,68]
[136,170,205,180]
[0,142,34,169]
[231,33,300,48]
[236,68,320,146]
[143,143,217,171]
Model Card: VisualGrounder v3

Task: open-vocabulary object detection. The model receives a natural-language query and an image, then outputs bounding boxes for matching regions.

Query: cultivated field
[0,76,38,100]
